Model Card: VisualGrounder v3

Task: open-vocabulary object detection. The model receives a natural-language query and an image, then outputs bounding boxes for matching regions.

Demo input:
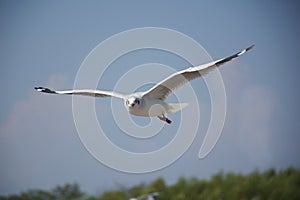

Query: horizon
[1,0,300,196]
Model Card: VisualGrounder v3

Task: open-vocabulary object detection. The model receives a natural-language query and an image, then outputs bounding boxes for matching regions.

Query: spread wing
[143,45,254,100]
[34,87,126,99]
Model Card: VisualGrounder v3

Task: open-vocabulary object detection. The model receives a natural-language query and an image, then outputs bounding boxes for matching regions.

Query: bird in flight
[35,45,253,124]
[129,192,159,200]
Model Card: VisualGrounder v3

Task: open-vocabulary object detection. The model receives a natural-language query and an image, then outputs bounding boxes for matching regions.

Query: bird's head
[125,97,141,109]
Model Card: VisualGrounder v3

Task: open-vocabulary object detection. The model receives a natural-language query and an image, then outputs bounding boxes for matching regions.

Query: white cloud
[237,86,275,163]
[0,74,140,195]
[0,66,279,195]
[0,75,80,194]
[221,63,276,166]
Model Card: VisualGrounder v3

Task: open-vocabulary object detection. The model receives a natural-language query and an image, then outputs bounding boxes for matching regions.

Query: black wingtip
[246,44,255,51]
[34,87,56,94]
[215,44,254,66]
[237,44,255,56]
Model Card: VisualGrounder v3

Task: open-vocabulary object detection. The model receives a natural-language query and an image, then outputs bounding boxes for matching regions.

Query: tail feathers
[34,87,57,94]
[167,103,188,114]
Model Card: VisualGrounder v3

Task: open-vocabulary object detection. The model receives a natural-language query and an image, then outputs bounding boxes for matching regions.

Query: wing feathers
[35,87,125,99]
[143,45,254,100]
[214,44,254,66]
[36,46,254,102]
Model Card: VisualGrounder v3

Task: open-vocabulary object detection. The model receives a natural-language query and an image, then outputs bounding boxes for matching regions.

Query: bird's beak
[130,103,135,107]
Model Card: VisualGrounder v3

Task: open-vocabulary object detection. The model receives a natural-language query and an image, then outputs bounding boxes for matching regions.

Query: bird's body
[126,94,167,117]
[125,94,186,117]
[35,45,254,124]
[129,192,159,200]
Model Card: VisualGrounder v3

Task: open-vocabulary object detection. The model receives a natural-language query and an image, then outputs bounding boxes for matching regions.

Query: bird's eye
[126,100,129,105]
[134,99,140,105]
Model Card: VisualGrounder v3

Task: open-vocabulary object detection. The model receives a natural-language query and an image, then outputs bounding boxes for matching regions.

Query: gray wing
[35,87,126,99]
[143,45,254,100]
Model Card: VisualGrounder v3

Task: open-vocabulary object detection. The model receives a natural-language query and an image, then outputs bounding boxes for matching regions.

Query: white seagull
[129,192,159,200]
[35,45,254,124]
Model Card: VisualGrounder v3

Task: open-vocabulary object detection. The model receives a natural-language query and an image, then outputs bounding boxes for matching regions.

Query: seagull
[129,192,159,200]
[35,45,254,124]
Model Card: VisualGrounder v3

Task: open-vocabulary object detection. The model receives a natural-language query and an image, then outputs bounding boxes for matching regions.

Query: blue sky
[1,0,300,195]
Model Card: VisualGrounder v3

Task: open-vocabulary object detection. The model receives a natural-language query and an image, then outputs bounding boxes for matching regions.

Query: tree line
[1,167,299,200]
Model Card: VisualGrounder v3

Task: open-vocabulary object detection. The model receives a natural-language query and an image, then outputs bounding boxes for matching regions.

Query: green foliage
[96,190,127,200]
[52,183,84,200]
[0,183,84,200]
[1,167,299,200]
